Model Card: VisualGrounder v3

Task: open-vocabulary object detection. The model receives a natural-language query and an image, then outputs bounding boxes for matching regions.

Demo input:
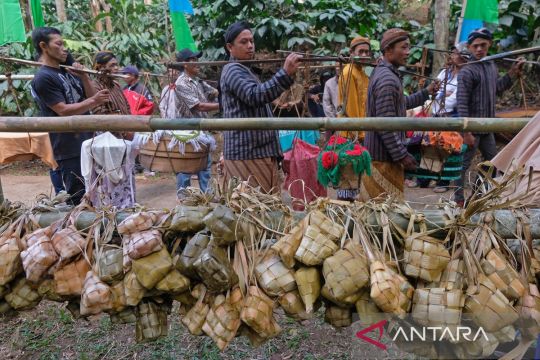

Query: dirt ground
[0,160,461,360]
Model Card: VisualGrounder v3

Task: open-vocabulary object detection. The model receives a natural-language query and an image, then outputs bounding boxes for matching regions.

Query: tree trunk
[90,0,103,32]
[432,0,450,76]
[54,0,67,22]
[99,0,113,33]
[19,0,33,31]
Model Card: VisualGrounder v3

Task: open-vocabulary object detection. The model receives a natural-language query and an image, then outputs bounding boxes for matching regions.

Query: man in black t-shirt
[31,27,110,205]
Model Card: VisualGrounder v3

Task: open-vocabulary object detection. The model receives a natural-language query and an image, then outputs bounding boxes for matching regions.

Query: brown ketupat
[355,290,381,327]
[255,251,296,297]
[124,229,163,260]
[295,211,344,265]
[136,300,169,342]
[515,283,540,338]
[481,248,526,300]
[155,269,190,294]
[170,205,211,233]
[241,286,281,339]
[403,233,450,282]
[80,271,112,315]
[0,236,23,286]
[322,242,368,302]
[182,300,210,336]
[51,226,87,260]
[271,218,305,268]
[294,267,320,313]
[177,230,211,276]
[193,245,238,293]
[278,290,311,320]
[203,204,240,245]
[370,260,414,315]
[54,257,91,296]
[21,236,58,283]
[109,281,127,313]
[98,247,124,283]
[411,287,464,337]
[324,305,352,328]
[202,294,242,350]
[124,270,146,306]
[132,247,173,289]
[117,212,156,235]
[5,277,41,310]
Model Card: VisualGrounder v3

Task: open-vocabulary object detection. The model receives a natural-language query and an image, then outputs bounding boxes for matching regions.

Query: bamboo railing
[0,115,534,133]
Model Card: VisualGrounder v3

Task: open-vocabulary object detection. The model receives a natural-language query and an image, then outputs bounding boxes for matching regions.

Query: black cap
[176,48,202,62]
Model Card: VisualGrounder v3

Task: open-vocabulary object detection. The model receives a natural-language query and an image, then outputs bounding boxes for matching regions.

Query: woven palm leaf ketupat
[481,248,526,300]
[202,294,242,351]
[437,259,466,290]
[80,271,112,316]
[177,230,211,277]
[203,205,239,246]
[0,301,13,315]
[492,325,516,343]
[464,274,519,333]
[117,212,156,235]
[110,307,137,324]
[182,300,210,336]
[294,267,320,313]
[370,260,414,315]
[453,332,499,359]
[240,286,281,339]
[515,283,540,338]
[295,211,344,266]
[132,247,173,289]
[322,242,368,302]
[411,287,464,336]
[255,251,296,297]
[403,233,451,282]
[278,290,312,320]
[51,226,87,260]
[98,248,124,283]
[21,237,58,283]
[54,257,91,296]
[155,269,190,294]
[125,229,163,260]
[0,236,23,286]
[355,290,381,327]
[124,270,146,306]
[170,205,211,233]
[271,219,305,268]
[193,245,238,294]
[321,284,361,307]
[0,284,8,298]
[4,277,41,310]
[109,281,127,313]
[136,300,169,343]
[24,227,51,248]
[324,305,352,328]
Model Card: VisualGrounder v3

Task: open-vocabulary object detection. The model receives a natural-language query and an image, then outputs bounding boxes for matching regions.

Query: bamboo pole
[0,75,34,81]
[0,115,533,133]
[167,56,373,68]
[33,208,540,240]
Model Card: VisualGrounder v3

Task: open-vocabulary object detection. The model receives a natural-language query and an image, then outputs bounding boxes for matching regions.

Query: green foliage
[496,0,540,49]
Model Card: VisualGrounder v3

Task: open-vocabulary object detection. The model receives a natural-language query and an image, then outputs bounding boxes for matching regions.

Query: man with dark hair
[121,65,154,115]
[361,28,438,200]
[455,28,524,206]
[92,51,131,116]
[174,48,219,192]
[31,27,109,205]
[220,21,301,194]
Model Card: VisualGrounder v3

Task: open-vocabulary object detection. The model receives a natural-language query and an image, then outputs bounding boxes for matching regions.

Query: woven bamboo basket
[177,231,211,277]
[278,290,311,320]
[464,274,519,333]
[322,242,368,302]
[155,269,190,294]
[4,277,41,310]
[324,305,352,328]
[54,258,91,296]
[117,212,156,235]
[240,286,281,339]
[193,245,238,294]
[170,205,211,233]
[139,135,208,173]
[295,211,344,266]
[136,300,169,342]
[124,270,146,306]
[110,307,137,324]
[21,238,58,283]
[271,219,305,269]
[132,247,173,290]
[202,294,242,351]
[0,236,23,286]
[411,287,464,337]
[370,260,414,315]
[480,248,526,301]
[80,271,112,316]
[515,283,540,338]
[255,251,297,297]
[98,248,124,283]
[293,267,319,313]
[202,205,239,246]
[403,234,451,282]
[125,229,163,260]
[51,226,87,260]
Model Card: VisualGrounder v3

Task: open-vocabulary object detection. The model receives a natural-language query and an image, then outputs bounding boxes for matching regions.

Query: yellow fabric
[337,64,369,140]
[0,132,57,169]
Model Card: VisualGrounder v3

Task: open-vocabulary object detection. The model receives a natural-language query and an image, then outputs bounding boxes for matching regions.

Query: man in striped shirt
[220,21,301,194]
[361,28,438,200]
[455,28,524,206]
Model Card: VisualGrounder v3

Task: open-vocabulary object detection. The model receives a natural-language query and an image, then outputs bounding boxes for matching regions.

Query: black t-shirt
[31,66,92,161]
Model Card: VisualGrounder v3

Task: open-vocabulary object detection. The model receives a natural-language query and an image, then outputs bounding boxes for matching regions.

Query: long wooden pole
[0,115,533,133]
[33,208,540,240]
[167,56,373,68]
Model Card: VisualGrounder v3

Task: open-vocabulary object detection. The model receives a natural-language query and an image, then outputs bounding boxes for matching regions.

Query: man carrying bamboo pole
[30,27,110,206]
[219,21,301,194]
[455,28,525,207]
[361,28,439,201]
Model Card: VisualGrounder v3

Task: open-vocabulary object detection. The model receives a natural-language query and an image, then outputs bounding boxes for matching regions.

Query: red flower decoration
[345,144,368,156]
[321,151,339,169]
[328,135,348,146]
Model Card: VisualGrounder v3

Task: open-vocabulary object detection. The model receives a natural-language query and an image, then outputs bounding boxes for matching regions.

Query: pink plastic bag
[283,138,327,210]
